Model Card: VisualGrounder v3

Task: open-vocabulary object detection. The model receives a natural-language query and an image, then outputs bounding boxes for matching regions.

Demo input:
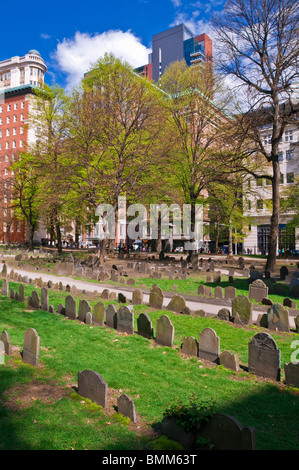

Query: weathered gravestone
[217,308,231,322]
[93,302,105,326]
[137,313,153,339]
[106,304,117,329]
[248,332,280,381]
[198,328,220,363]
[214,286,223,300]
[284,362,299,388]
[280,265,288,280]
[117,305,134,335]
[231,295,252,325]
[132,288,143,305]
[30,291,40,310]
[196,413,256,450]
[18,284,25,302]
[101,289,110,299]
[219,350,239,372]
[149,286,164,309]
[1,330,12,355]
[117,394,136,422]
[77,370,107,408]
[266,303,290,333]
[197,284,205,296]
[249,279,268,303]
[78,299,92,323]
[166,294,186,313]
[41,287,49,311]
[65,295,77,319]
[22,328,40,366]
[155,315,174,347]
[224,286,236,301]
[1,278,8,296]
[181,336,199,357]
[283,297,296,309]
[118,292,127,304]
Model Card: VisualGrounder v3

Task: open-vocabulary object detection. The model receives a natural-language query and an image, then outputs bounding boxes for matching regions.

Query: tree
[212,0,299,270]
[158,60,234,252]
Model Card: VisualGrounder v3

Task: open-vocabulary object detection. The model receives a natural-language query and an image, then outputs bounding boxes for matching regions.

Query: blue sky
[2,0,226,91]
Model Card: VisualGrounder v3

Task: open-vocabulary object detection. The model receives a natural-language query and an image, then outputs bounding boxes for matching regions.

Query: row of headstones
[0,329,136,423]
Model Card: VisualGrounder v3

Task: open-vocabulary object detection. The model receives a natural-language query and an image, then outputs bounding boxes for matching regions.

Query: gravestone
[1,278,8,296]
[217,308,231,322]
[132,288,143,305]
[283,298,296,309]
[1,330,12,355]
[266,303,290,333]
[22,328,40,366]
[41,287,49,311]
[31,291,40,310]
[155,315,174,347]
[204,286,212,297]
[77,369,107,408]
[198,328,220,363]
[197,285,205,296]
[78,299,92,323]
[249,279,268,303]
[149,286,163,309]
[117,394,136,422]
[232,295,252,325]
[101,289,110,299]
[117,306,134,335]
[106,304,117,329]
[214,286,223,300]
[65,295,77,319]
[166,294,186,313]
[57,304,65,315]
[93,302,105,326]
[280,266,288,280]
[219,351,239,372]
[224,286,236,301]
[126,278,135,286]
[284,362,299,388]
[137,313,153,339]
[118,292,127,304]
[18,284,25,302]
[213,272,221,283]
[85,312,92,325]
[248,332,280,381]
[181,336,199,357]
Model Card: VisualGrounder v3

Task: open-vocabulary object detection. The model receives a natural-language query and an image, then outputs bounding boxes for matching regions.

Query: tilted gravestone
[117,394,136,423]
[198,328,220,363]
[30,291,40,310]
[1,330,12,355]
[77,370,107,408]
[117,305,134,335]
[41,287,49,311]
[266,303,290,332]
[149,286,164,309]
[248,332,280,381]
[78,299,92,323]
[137,313,153,339]
[1,278,8,296]
[249,279,268,303]
[181,336,199,357]
[18,284,25,302]
[93,302,105,326]
[132,288,143,305]
[231,295,252,324]
[106,304,117,329]
[155,315,174,347]
[65,295,77,319]
[166,294,186,313]
[22,328,40,366]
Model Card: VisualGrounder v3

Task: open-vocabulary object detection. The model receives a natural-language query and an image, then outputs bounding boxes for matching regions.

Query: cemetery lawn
[0,282,298,451]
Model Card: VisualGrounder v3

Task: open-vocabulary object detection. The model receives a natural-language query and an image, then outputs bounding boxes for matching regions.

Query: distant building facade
[0,50,47,244]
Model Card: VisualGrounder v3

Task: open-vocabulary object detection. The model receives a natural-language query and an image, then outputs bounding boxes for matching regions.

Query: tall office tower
[135,24,213,83]
[0,50,47,243]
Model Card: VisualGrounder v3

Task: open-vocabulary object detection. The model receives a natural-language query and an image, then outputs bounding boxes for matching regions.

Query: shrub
[163,394,216,433]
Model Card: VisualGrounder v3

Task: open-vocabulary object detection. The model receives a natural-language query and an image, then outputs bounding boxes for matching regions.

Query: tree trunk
[266,159,280,272]
[228,217,233,257]
[56,222,63,255]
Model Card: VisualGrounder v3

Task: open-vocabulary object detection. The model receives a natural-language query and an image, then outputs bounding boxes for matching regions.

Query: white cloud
[52,30,151,92]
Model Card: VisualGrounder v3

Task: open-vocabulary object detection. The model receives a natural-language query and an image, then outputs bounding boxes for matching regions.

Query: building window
[19,139,23,147]
[13,127,16,135]
[7,116,10,124]
[287,172,294,183]
[5,142,9,149]
[286,149,294,161]
[257,200,263,209]
[20,114,24,121]
[285,130,293,142]
[5,154,9,162]
[12,141,16,148]
[6,129,10,137]
[13,115,17,122]
[264,134,272,145]
[0,105,2,113]
[7,104,11,111]
[14,103,17,110]
[278,151,283,161]
[257,178,263,186]
[21,101,25,109]
[20,126,24,134]
[0,118,2,125]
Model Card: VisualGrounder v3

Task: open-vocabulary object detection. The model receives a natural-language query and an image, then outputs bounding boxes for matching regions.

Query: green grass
[0,280,298,450]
